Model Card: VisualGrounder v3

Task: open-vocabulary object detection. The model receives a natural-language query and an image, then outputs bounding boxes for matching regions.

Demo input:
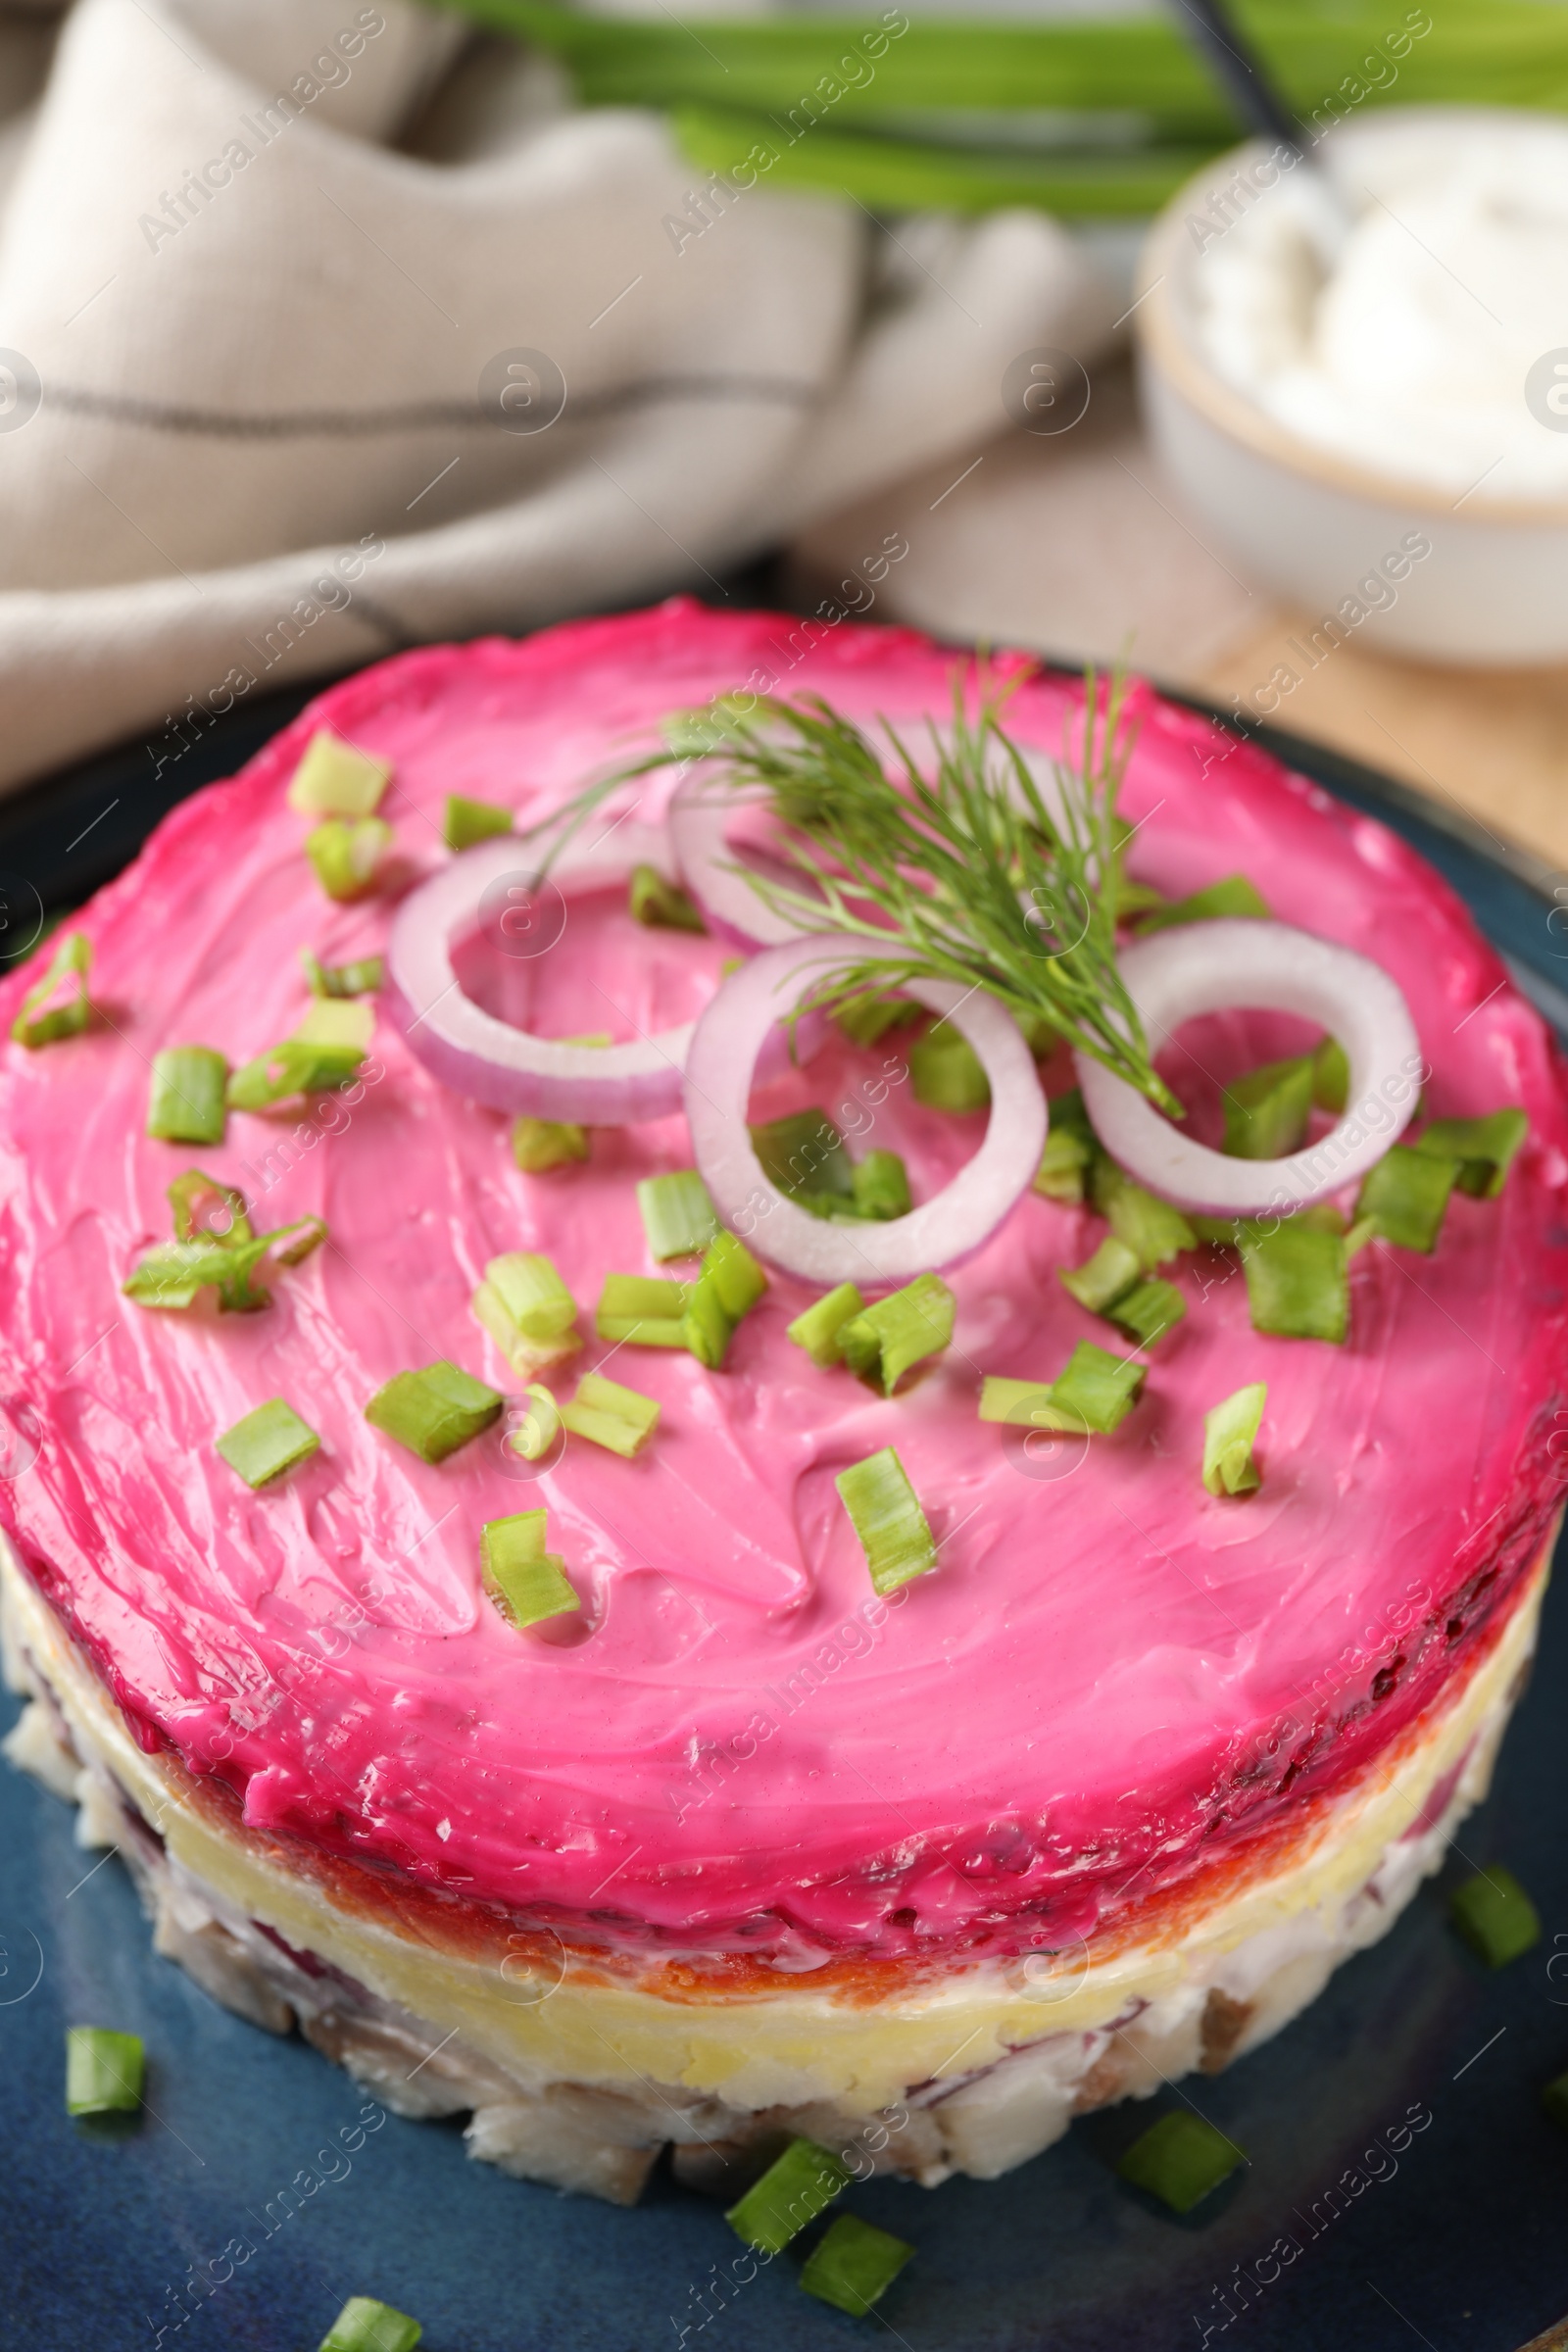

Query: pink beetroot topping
[0,600,1564,1967]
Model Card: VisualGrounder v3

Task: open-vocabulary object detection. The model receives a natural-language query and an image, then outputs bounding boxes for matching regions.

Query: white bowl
[1134,109,1568,666]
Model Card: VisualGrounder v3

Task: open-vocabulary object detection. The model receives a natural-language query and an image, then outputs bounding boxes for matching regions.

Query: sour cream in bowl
[1135,108,1568,664]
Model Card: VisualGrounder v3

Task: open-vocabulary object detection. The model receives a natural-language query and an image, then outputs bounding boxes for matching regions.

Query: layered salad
[3,605,1562,2286]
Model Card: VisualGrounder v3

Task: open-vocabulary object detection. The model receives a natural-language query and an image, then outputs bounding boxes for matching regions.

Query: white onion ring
[387,831,806,1123]
[668,767,808,951]
[866,718,1072,826]
[1074,920,1422,1216]
[685,937,1048,1284]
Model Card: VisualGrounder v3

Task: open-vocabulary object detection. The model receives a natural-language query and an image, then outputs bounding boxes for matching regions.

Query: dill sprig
[525,666,1174,1110]
[679,671,1173,1110]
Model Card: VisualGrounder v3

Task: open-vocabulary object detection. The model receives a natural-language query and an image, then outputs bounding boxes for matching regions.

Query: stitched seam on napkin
[38,374,821,438]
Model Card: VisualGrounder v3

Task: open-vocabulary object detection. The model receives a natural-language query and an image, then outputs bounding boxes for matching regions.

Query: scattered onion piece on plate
[684,936,1047,1285]
[1074,919,1422,1217]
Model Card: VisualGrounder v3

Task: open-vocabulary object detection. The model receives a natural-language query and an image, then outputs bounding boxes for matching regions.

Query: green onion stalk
[419,2,1568,218]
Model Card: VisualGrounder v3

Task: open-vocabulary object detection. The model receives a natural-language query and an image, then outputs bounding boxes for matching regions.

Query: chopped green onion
[473,1251,581,1376]
[1047,1338,1146,1434]
[1198,1205,1344,1248]
[1312,1034,1348,1113]
[629,863,705,932]
[273,1214,327,1269]
[168,1167,251,1246]
[977,1375,1076,1430]
[835,1447,938,1594]
[123,1212,320,1314]
[1542,2069,1568,2137]
[1131,874,1269,933]
[512,1115,589,1172]
[680,1267,732,1370]
[364,1362,503,1462]
[1034,1088,1098,1203]
[800,1193,870,1224]
[1240,1223,1349,1342]
[226,1000,371,1109]
[800,2214,914,2317]
[681,1230,768,1369]
[11,929,92,1050]
[1108,1277,1187,1348]
[286,729,390,818]
[1300,1202,1347,1233]
[834,991,920,1046]
[982,1346,1157,1432]
[217,1397,320,1489]
[123,1236,256,1312]
[293,998,375,1053]
[1448,1867,1541,1968]
[595,1272,689,1348]
[1222,1054,1313,1160]
[66,2026,144,2116]
[318,2297,422,2352]
[703,1228,768,1319]
[147,1046,228,1144]
[1115,877,1169,922]
[301,947,383,999]
[786,1281,864,1367]
[480,1507,579,1628]
[443,793,513,850]
[751,1108,853,1204]
[1354,1144,1457,1253]
[306,815,393,902]
[1035,1128,1095,1202]
[637,1170,717,1260]
[1202,1382,1266,1496]
[1014,1007,1058,1055]
[908,1023,989,1112]
[841,1273,955,1396]
[725,2136,852,2255]
[1059,1235,1141,1315]
[559,1371,660,1456]
[1116,2111,1246,2214]
[851,1150,911,1221]
[1415,1107,1528,1200]
[790,1199,863,1226]
[227,1037,365,1110]
[509,1382,562,1462]
[125,1234,268,1313]
[1092,1159,1197,1269]
[478,1252,579,1343]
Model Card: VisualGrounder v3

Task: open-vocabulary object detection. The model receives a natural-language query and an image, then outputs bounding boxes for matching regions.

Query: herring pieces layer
[0,602,1564,1972]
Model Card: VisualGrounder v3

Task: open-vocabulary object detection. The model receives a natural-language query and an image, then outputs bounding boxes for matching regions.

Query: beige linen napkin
[0,0,1118,793]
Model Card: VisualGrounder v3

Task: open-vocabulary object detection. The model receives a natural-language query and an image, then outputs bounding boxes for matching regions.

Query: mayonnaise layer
[1193,117,1568,499]
[0,602,1563,1964]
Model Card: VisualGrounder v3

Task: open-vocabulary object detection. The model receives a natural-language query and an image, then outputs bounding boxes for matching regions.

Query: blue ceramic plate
[4,667,1567,2352]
